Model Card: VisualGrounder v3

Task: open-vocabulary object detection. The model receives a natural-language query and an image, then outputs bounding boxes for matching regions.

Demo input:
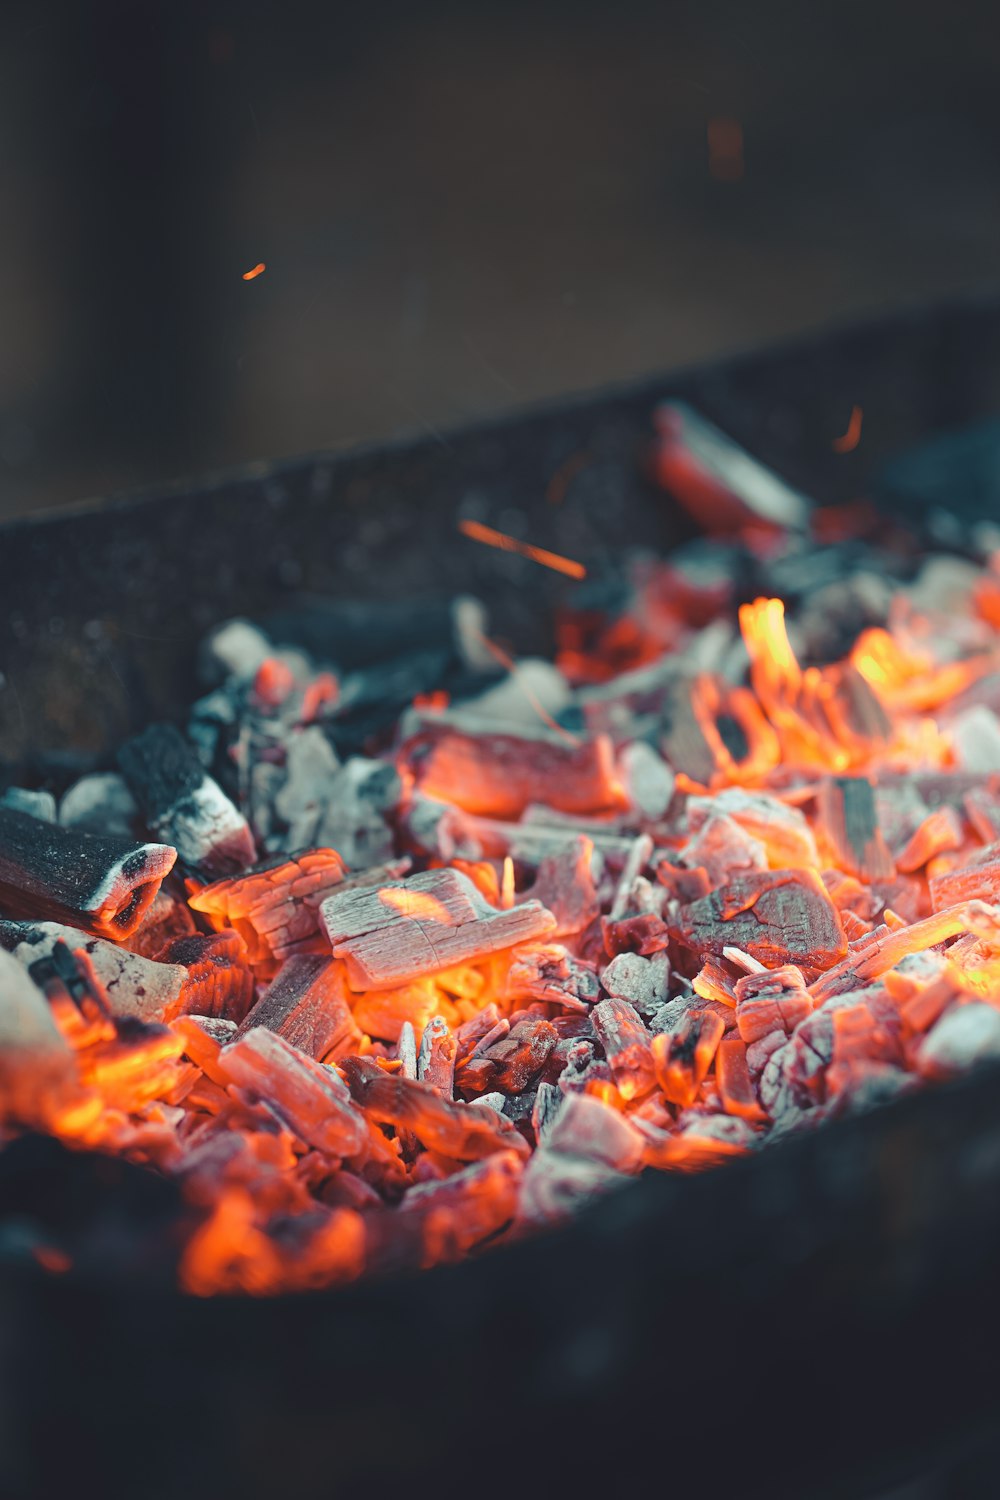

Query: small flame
[378,888,453,924]
[458,519,586,579]
[832,405,863,453]
[242,263,266,281]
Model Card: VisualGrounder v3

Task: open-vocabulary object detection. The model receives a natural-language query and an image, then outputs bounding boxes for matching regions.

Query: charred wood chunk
[600,951,670,1019]
[118,722,256,876]
[817,776,895,882]
[417,1015,457,1097]
[0,806,175,940]
[396,1150,524,1267]
[672,867,847,968]
[688,787,820,869]
[0,947,78,1127]
[516,1148,631,1227]
[506,943,599,1012]
[734,964,812,1044]
[540,1091,646,1172]
[928,843,1000,911]
[189,847,349,977]
[320,868,555,990]
[716,1036,767,1122]
[398,720,621,819]
[341,1056,530,1161]
[651,1009,725,1106]
[216,1027,367,1158]
[236,954,360,1060]
[590,997,656,1100]
[522,835,599,936]
[158,930,255,1024]
[602,912,671,959]
[124,885,197,959]
[8,921,187,1023]
[456,1017,557,1096]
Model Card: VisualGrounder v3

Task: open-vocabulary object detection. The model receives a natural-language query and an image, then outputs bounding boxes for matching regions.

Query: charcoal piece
[590,997,657,1099]
[118,723,256,876]
[541,1092,645,1171]
[198,618,271,687]
[217,1028,367,1158]
[326,648,455,755]
[658,678,717,785]
[651,1009,725,1107]
[516,1147,630,1227]
[619,740,676,821]
[341,1057,530,1161]
[236,955,359,1060]
[505,943,598,1011]
[0,806,176,941]
[716,1037,767,1122]
[735,965,812,1044]
[687,788,819,869]
[396,1150,523,1267]
[272,727,342,849]
[459,658,572,730]
[311,757,402,870]
[522,836,599,936]
[609,834,654,922]
[818,776,895,882]
[59,773,138,837]
[929,844,1000,911]
[895,807,964,873]
[917,1003,1000,1077]
[0,788,56,822]
[320,868,555,990]
[679,813,767,886]
[413,1017,454,1101]
[458,1017,557,1096]
[398,719,621,819]
[7,921,186,1023]
[672,867,848,968]
[124,886,197,959]
[154,930,254,1024]
[531,1081,564,1142]
[599,952,670,1019]
[0,948,76,1126]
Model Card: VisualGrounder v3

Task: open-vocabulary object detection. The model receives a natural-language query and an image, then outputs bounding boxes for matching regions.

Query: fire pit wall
[2,297,1000,1499]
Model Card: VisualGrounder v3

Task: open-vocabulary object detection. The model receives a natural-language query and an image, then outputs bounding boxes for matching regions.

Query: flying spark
[458,519,586,579]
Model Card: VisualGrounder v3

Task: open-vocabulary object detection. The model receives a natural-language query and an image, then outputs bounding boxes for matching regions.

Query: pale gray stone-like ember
[320,867,555,990]
[340,1056,530,1161]
[600,949,670,1020]
[313,757,402,870]
[516,1148,631,1228]
[59,772,139,837]
[460,658,572,729]
[0,806,176,941]
[817,776,895,882]
[917,1003,1000,1077]
[520,836,599,936]
[618,740,676,821]
[237,955,362,1061]
[417,1015,457,1097]
[506,943,598,1012]
[119,722,256,877]
[0,947,75,1120]
[591,996,657,1099]
[217,1028,367,1158]
[542,1092,646,1171]
[672,867,847,968]
[471,1091,506,1115]
[0,788,56,822]
[397,1020,417,1079]
[948,705,1000,773]
[273,727,341,849]
[532,1080,564,1142]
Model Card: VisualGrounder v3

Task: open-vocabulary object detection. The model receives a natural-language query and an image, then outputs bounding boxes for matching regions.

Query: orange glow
[242,262,266,281]
[707,117,744,181]
[378,888,453,924]
[832,404,863,453]
[458,519,587,579]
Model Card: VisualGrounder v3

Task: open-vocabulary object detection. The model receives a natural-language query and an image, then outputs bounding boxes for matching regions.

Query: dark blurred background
[2,0,1000,520]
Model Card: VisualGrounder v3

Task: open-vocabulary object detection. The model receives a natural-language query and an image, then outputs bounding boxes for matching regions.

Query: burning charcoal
[156,930,255,1023]
[0,788,56,822]
[618,740,676,821]
[505,943,598,1011]
[600,952,669,1020]
[929,843,1000,910]
[237,955,361,1060]
[398,718,621,819]
[590,997,656,1099]
[189,847,349,977]
[679,814,767,885]
[417,1015,457,1096]
[541,1092,645,1172]
[217,1028,367,1158]
[531,1081,564,1142]
[394,1150,523,1267]
[817,776,895,882]
[652,400,811,536]
[671,867,847,968]
[650,1010,725,1106]
[895,807,964,874]
[521,836,599,936]
[0,948,78,1126]
[118,723,256,876]
[456,1017,557,1096]
[687,787,819,868]
[59,773,138,837]
[964,785,1000,843]
[320,868,555,990]
[609,833,654,921]
[124,885,197,959]
[312,757,402,870]
[517,1149,631,1227]
[948,705,1000,773]
[0,806,176,941]
[341,1057,530,1161]
[272,727,341,848]
[917,1002,1000,1077]
[734,965,812,1044]
[715,1037,767,1122]
[659,674,780,784]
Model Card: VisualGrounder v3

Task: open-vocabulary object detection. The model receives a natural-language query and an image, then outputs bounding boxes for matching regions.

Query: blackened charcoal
[0,807,176,941]
[118,723,255,876]
[59,773,138,837]
[236,955,361,1061]
[0,789,56,822]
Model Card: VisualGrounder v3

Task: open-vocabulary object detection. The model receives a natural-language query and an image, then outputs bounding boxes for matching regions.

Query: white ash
[918,1003,1000,1075]
[450,595,495,672]
[618,741,676,821]
[59,773,138,837]
[543,1092,645,1172]
[461,659,572,729]
[0,788,56,823]
[532,1081,564,1143]
[516,1149,631,1228]
[198,618,271,687]
[273,726,341,847]
[677,1113,758,1149]
[947,706,1000,775]
[10,922,187,1023]
[600,952,670,1019]
[471,1092,507,1116]
[312,757,401,869]
[904,556,983,618]
[397,1020,417,1080]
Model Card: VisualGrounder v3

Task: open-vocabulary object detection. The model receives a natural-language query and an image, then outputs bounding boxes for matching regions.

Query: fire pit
[4,296,1000,1499]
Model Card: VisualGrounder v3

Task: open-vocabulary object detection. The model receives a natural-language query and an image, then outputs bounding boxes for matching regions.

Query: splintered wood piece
[237,955,362,1061]
[505,943,598,1011]
[810,901,1000,1002]
[217,1028,367,1158]
[320,868,555,990]
[672,867,847,968]
[590,997,657,1099]
[189,847,349,977]
[818,776,896,881]
[118,722,256,875]
[0,805,176,940]
[417,1015,457,1096]
[521,836,599,935]
[651,1010,725,1106]
[341,1056,530,1160]
[734,965,812,1044]
[159,930,255,1023]
[398,721,621,818]
[716,1036,767,1122]
[456,1016,557,1096]
[8,920,188,1022]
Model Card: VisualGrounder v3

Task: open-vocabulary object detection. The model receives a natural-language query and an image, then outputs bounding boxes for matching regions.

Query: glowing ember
[832,404,864,453]
[7,404,1000,1297]
[242,262,266,281]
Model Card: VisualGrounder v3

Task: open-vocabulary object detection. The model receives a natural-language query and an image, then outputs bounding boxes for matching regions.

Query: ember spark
[6,411,1000,1296]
